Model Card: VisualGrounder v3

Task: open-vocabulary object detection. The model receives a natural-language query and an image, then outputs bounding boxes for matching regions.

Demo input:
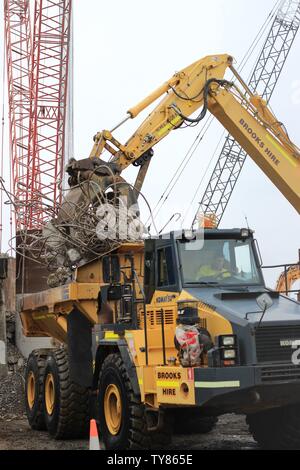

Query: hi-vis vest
[197,266,230,278]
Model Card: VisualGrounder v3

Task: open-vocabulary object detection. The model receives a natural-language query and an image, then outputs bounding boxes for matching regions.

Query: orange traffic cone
[89,419,101,450]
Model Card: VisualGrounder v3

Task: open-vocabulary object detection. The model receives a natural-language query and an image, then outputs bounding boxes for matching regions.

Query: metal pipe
[229,65,254,97]
[278,289,300,294]
[133,269,149,365]
[110,114,131,133]
[143,302,149,366]
[263,263,300,269]
[160,309,166,366]
[284,267,289,296]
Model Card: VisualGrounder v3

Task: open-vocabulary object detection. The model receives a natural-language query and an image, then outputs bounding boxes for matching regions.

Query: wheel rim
[104,384,122,435]
[45,373,55,416]
[27,371,36,410]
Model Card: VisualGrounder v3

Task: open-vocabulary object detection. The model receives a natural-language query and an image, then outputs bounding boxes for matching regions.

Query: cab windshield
[179,238,262,286]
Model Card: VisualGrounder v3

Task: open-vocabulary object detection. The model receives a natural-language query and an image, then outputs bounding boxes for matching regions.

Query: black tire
[25,349,48,430]
[247,404,300,449]
[98,353,172,450]
[43,348,90,439]
[173,408,218,435]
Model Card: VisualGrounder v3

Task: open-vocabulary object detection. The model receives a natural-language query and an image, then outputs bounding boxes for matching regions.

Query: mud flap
[67,309,93,388]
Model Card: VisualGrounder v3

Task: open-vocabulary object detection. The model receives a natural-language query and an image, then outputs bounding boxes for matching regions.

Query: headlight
[241,228,249,238]
[182,230,195,241]
[219,335,236,347]
[223,349,236,360]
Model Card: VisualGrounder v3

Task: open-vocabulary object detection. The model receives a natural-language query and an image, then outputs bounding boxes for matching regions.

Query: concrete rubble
[0,311,26,421]
[0,259,26,421]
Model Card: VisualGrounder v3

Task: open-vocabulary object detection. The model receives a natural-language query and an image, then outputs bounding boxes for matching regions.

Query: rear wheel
[173,408,218,435]
[247,404,300,449]
[43,348,90,439]
[98,353,172,450]
[25,350,48,430]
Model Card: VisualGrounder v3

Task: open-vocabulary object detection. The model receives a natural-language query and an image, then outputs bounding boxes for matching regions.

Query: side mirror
[103,255,121,283]
[256,293,273,312]
[107,284,122,301]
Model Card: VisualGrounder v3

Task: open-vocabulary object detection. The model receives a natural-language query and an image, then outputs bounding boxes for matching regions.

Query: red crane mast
[3,0,72,232]
[3,0,32,231]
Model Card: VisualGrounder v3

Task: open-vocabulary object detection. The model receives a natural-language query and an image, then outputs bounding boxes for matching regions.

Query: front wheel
[98,354,172,450]
[247,404,300,449]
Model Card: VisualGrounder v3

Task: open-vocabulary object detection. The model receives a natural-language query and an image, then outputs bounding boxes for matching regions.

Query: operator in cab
[197,254,231,281]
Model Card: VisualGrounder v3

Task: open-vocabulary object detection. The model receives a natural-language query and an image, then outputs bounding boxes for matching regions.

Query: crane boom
[198,0,300,225]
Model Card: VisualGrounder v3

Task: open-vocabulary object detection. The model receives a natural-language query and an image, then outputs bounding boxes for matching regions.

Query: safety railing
[262,256,300,298]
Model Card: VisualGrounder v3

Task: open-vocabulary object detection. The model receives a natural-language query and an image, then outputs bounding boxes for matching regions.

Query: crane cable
[181,0,284,226]
[181,129,227,226]
[146,115,214,225]
[148,0,282,227]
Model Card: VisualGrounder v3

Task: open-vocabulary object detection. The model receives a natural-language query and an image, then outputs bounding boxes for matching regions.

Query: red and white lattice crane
[3,0,72,233]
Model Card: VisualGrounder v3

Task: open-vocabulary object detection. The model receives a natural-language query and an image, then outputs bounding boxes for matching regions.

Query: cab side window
[157,247,175,287]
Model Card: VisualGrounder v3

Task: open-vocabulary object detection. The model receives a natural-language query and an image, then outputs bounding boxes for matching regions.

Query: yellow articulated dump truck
[20,54,300,449]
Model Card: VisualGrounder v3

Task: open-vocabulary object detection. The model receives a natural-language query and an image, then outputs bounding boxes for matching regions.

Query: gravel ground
[0,373,26,421]
[0,354,257,450]
[0,340,26,421]
[0,363,257,450]
[0,415,257,450]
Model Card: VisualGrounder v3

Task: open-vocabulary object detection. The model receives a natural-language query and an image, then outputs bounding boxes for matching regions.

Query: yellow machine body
[21,241,235,408]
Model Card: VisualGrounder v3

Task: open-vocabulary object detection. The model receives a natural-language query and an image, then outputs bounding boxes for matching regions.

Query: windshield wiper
[186,281,220,287]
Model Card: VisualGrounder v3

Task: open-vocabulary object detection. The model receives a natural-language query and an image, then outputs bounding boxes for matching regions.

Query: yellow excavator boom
[89,54,233,163]
[89,53,300,213]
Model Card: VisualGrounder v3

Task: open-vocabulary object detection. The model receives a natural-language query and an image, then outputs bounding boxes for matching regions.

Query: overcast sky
[1,0,300,288]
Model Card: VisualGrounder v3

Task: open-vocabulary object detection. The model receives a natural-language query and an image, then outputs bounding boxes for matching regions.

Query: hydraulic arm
[90,53,300,213]
[41,53,300,274]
